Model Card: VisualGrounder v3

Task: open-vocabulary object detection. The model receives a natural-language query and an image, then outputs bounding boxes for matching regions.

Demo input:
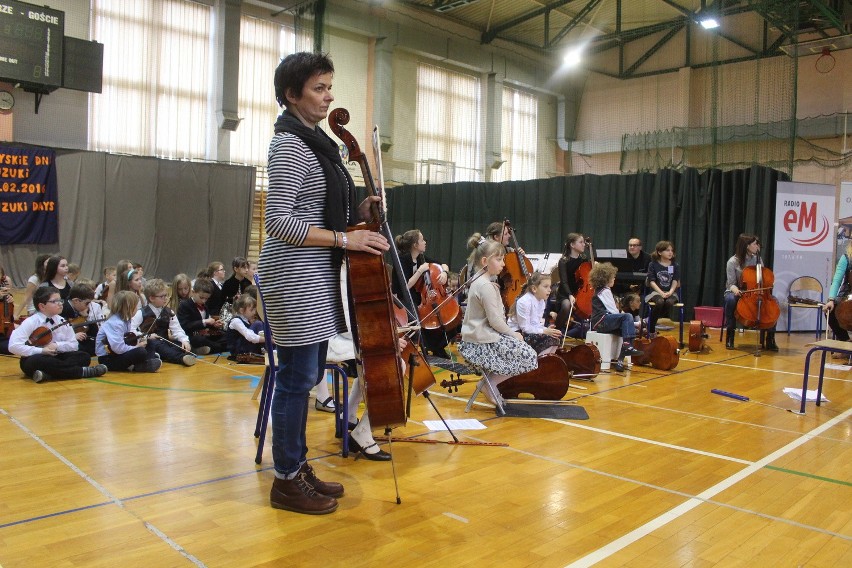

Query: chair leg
[465,373,505,416]
[254,366,274,465]
[328,364,350,458]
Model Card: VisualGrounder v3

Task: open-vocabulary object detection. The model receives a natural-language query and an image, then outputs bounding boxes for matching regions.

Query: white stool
[585,331,630,370]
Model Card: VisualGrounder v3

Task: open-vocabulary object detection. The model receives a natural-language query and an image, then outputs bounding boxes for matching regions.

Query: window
[233,16,295,167]
[89,0,212,159]
[493,86,538,182]
[236,15,295,261]
[416,63,482,182]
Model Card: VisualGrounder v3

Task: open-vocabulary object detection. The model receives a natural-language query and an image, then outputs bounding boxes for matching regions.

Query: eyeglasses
[47,299,64,304]
[628,244,641,247]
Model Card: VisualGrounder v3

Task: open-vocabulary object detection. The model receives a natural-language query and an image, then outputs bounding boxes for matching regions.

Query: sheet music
[423,419,486,431]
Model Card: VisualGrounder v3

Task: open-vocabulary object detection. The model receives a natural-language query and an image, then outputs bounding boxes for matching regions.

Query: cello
[415,255,462,331]
[499,219,534,310]
[573,237,595,320]
[496,354,572,400]
[735,258,780,330]
[330,109,435,429]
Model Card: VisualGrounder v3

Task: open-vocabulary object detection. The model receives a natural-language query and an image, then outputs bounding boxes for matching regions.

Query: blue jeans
[593,313,635,340]
[724,291,738,331]
[271,340,328,479]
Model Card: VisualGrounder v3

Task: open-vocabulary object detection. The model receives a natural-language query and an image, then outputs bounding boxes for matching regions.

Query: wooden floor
[0,325,850,567]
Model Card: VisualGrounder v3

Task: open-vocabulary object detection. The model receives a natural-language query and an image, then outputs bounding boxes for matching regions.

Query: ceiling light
[563,47,582,67]
[700,18,719,30]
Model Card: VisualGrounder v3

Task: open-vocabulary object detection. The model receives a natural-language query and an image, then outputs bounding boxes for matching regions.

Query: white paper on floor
[423,419,486,431]
[783,387,829,402]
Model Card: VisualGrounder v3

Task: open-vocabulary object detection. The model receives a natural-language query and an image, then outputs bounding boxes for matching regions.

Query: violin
[499,219,534,310]
[496,354,572,400]
[735,259,780,329]
[27,316,106,347]
[126,307,174,345]
[573,237,595,320]
[415,256,462,332]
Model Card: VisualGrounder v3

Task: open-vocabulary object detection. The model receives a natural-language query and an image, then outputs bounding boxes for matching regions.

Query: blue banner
[0,147,59,244]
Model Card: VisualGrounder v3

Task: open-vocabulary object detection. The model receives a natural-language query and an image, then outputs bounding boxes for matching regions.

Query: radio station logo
[782,200,830,247]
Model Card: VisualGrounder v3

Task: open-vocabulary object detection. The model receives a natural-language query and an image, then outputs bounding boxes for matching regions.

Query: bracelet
[332,231,338,248]
[341,233,348,250]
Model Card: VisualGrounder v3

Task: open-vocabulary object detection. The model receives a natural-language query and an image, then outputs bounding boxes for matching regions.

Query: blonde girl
[169,273,192,313]
[457,239,537,388]
[508,272,561,354]
[95,291,161,372]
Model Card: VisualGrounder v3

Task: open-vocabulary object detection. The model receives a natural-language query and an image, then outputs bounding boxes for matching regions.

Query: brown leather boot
[270,474,338,515]
[299,462,344,498]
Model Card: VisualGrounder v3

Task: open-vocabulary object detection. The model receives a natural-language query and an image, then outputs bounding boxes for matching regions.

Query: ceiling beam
[622,22,683,77]
[481,0,575,44]
[804,0,846,35]
[548,0,604,48]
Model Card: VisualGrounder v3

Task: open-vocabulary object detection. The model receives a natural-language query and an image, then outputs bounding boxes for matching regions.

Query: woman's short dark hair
[274,52,334,107]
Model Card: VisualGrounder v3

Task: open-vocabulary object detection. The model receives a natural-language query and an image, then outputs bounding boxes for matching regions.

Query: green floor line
[764,465,852,487]
[83,377,253,394]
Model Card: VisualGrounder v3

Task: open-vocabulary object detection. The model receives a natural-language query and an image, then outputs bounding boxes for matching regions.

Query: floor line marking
[590,395,852,444]
[0,408,208,568]
[563,406,852,568]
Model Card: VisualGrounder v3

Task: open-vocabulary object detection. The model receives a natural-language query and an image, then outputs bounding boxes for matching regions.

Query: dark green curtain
[385,166,787,316]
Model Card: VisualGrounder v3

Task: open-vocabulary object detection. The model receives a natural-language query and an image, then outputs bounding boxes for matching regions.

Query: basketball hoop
[815,47,836,74]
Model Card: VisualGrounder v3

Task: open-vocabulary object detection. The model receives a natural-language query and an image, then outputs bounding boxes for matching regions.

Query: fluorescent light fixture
[700,18,719,29]
[563,46,582,67]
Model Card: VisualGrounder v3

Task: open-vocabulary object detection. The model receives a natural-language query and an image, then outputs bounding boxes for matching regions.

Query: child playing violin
[9,287,108,382]
[457,239,538,388]
[96,291,162,372]
[225,294,265,362]
[132,279,197,366]
[507,271,562,355]
[61,283,106,356]
[589,263,643,372]
[177,278,225,354]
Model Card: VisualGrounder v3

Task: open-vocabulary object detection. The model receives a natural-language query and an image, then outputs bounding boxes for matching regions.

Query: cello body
[346,233,408,427]
[688,320,709,352]
[416,262,462,331]
[634,335,680,370]
[496,354,571,400]
[554,343,601,380]
[735,265,780,330]
[573,238,595,320]
[834,296,852,331]
[499,220,534,310]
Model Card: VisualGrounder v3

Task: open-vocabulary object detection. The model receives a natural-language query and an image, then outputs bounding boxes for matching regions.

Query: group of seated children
[3,255,264,383]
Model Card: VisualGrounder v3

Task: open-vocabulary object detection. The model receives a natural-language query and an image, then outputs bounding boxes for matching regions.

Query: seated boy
[177,278,226,354]
[9,286,108,382]
[61,282,106,356]
[132,279,198,366]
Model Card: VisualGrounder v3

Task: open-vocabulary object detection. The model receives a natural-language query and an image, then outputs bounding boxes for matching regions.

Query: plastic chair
[786,276,823,338]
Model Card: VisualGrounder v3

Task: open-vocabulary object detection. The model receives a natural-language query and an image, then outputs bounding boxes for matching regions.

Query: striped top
[257,132,347,346]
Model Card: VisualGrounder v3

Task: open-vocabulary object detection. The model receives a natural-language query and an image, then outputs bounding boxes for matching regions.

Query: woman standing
[258,52,388,516]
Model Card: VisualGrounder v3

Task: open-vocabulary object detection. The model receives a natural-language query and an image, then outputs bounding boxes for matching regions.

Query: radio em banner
[0,146,59,244]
